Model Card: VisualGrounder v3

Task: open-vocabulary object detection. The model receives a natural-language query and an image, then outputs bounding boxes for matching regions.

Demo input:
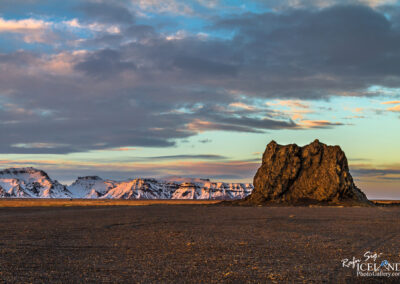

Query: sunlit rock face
[69,176,253,200]
[171,181,253,200]
[242,140,371,206]
[0,167,254,199]
[91,178,253,200]
[68,176,117,199]
[0,167,70,198]
[101,178,178,199]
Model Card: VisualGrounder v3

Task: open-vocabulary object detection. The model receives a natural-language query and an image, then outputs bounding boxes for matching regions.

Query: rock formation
[240,139,371,206]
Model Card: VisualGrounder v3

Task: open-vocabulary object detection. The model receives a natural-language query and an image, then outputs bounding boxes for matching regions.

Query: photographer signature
[341,251,383,268]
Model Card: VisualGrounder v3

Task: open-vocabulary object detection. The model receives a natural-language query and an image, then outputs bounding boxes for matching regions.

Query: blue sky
[0,0,399,198]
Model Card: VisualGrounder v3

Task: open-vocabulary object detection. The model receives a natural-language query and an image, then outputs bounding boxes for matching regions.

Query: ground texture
[0,204,399,283]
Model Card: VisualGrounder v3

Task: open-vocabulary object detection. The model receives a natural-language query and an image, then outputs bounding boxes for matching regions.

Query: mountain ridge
[0,167,253,200]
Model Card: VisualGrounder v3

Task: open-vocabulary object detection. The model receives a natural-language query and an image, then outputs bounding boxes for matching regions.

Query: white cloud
[165,30,187,41]
[11,143,68,149]
[165,30,210,41]
[196,0,220,8]
[229,102,256,111]
[40,51,87,75]
[63,18,121,34]
[358,0,396,7]
[0,18,48,31]
[298,119,343,128]
[0,17,52,43]
[132,0,193,15]
[267,0,397,10]
[267,100,312,120]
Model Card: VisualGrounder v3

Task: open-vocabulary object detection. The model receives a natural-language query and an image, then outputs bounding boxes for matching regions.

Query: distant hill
[0,167,253,200]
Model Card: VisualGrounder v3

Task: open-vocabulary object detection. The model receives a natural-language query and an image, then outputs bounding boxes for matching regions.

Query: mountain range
[0,167,253,200]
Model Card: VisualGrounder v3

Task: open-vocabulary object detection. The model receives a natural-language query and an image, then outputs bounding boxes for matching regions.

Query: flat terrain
[0,199,220,207]
[0,198,397,207]
[0,203,399,283]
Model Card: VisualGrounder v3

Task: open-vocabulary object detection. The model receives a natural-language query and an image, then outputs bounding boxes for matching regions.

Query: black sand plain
[0,203,399,283]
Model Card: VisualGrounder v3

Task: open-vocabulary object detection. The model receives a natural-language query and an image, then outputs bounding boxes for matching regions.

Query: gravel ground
[0,205,399,283]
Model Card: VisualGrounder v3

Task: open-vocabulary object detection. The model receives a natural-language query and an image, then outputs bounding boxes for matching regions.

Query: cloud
[343,115,365,119]
[387,105,400,112]
[267,100,314,120]
[0,17,53,43]
[229,102,256,111]
[165,30,188,41]
[186,116,297,133]
[212,5,400,98]
[298,120,344,128]
[1,4,399,154]
[63,18,121,34]
[351,164,400,181]
[0,158,259,183]
[132,0,194,15]
[198,138,212,143]
[146,154,227,160]
[0,17,47,31]
[186,119,263,133]
[76,2,135,25]
[196,0,220,9]
[256,0,397,10]
[349,163,400,198]
[381,100,400,112]
[268,100,310,109]
[11,143,69,149]
[96,147,138,152]
[74,49,136,78]
[172,55,238,76]
[381,100,400,104]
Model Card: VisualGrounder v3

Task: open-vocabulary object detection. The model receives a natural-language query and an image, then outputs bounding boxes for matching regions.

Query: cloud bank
[0,1,400,155]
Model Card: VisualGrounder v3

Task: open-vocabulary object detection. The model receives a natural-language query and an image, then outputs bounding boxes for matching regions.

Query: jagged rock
[240,139,371,206]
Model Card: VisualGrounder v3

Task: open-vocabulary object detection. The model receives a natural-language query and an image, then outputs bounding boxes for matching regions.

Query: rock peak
[0,167,50,179]
[242,140,371,206]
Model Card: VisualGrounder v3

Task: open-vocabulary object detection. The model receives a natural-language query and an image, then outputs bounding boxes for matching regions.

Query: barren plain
[0,201,399,283]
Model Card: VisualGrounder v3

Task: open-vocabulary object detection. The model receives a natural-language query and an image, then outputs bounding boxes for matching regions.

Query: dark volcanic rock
[241,139,371,206]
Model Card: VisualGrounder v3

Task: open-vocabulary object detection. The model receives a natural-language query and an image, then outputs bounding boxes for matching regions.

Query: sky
[0,0,399,199]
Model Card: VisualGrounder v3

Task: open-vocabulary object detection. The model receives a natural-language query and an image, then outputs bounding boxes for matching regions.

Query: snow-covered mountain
[101,178,178,199]
[0,167,253,199]
[68,176,117,198]
[70,176,253,200]
[0,167,70,198]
